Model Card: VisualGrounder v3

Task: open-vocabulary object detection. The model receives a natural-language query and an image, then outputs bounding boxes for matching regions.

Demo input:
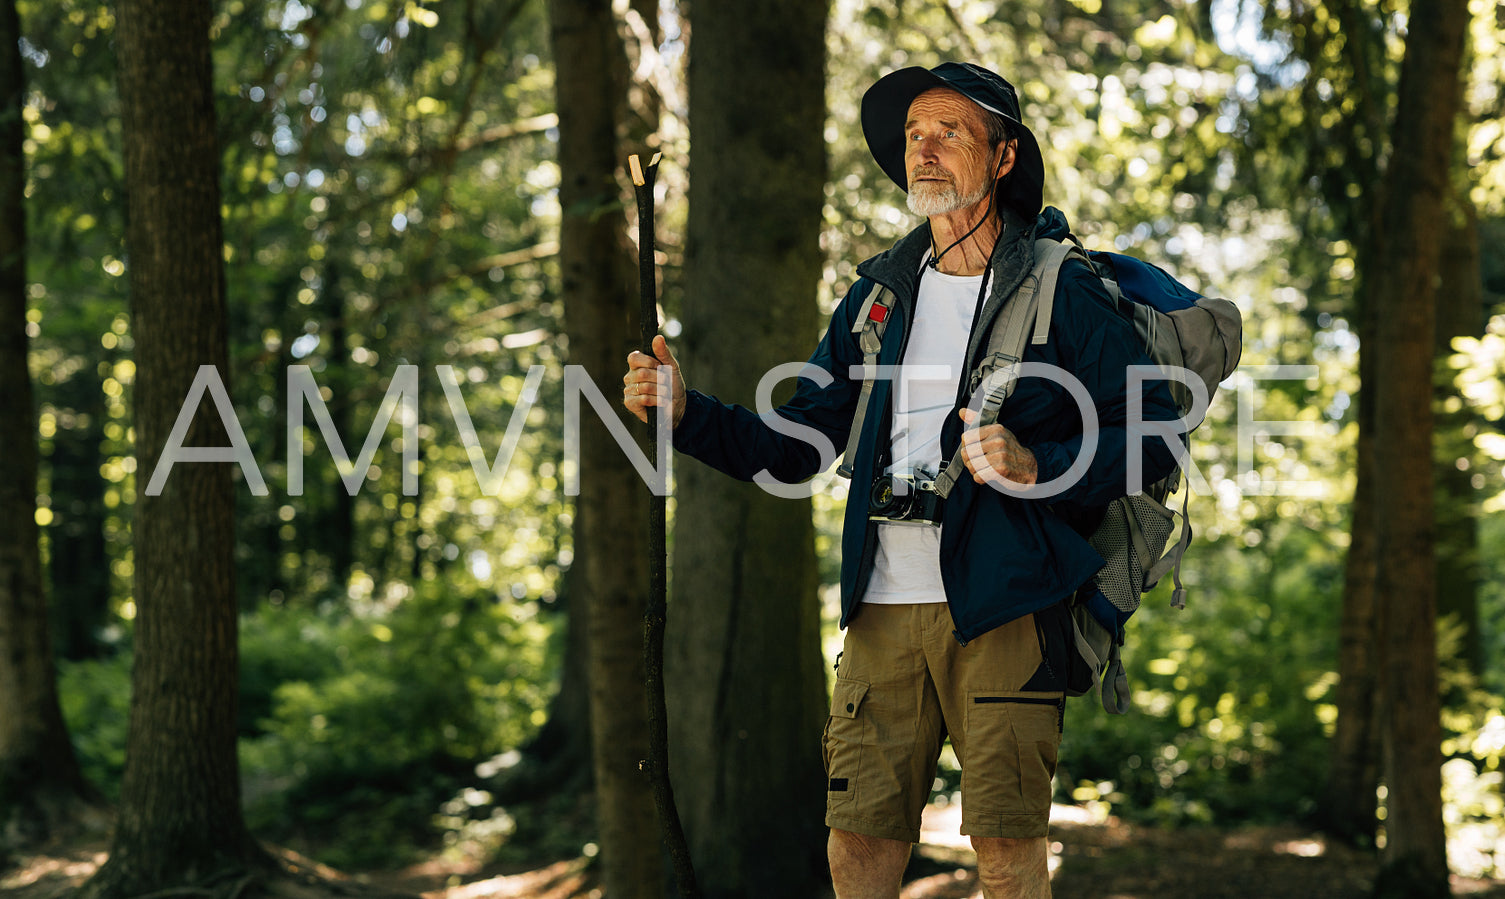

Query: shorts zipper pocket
[973,694,1066,732]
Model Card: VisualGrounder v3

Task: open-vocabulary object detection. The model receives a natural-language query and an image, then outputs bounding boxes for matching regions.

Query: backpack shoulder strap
[931,238,1083,499]
[837,284,895,479]
[1030,238,1079,345]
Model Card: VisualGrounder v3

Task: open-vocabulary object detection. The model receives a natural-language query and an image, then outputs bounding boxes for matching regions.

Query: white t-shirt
[863,265,984,605]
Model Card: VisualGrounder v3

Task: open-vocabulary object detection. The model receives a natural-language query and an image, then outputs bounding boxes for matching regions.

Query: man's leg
[972,835,1051,899]
[829,828,911,899]
[824,606,945,897]
[925,610,1063,899]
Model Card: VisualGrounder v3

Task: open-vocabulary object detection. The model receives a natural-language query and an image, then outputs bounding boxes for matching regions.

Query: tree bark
[1324,312,1380,846]
[1321,0,1385,849]
[47,368,113,660]
[322,264,356,594]
[1368,0,1470,895]
[667,1,832,896]
[1432,189,1484,681]
[0,0,96,849]
[549,1,664,897]
[82,0,264,892]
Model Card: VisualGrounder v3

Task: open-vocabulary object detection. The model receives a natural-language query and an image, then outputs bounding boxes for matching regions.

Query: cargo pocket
[963,691,1064,820]
[823,677,870,809]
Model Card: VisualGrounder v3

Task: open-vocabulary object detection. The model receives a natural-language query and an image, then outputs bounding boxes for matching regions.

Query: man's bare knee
[829,829,910,899]
[972,836,1050,899]
[832,828,910,862]
[971,834,1045,860]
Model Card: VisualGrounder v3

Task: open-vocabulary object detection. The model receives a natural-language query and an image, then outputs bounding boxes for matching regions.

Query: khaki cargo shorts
[822,602,1066,843]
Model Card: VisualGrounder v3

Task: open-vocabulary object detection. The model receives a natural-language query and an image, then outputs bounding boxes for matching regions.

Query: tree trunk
[0,0,96,849]
[1324,312,1380,846]
[82,0,264,892]
[1321,0,1385,849]
[325,272,356,591]
[667,1,832,896]
[47,367,113,660]
[1368,0,1470,895]
[1432,189,1484,681]
[549,1,663,897]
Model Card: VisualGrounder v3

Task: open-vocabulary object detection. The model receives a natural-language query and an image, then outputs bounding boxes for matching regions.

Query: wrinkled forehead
[904,87,988,132]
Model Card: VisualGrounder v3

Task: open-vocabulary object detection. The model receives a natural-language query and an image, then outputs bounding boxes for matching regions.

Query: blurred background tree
[80,0,263,893]
[547,0,660,894]
[664,0,832,896]
[0,0,97,856]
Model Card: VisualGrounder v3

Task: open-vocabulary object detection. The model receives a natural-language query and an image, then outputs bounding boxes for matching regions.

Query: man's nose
[909,135,941,162]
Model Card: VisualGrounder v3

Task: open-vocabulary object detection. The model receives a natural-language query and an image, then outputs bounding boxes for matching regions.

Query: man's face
[903,87,1007,218]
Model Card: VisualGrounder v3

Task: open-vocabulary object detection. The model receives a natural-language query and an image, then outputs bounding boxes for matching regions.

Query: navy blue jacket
[672,207,1180,643]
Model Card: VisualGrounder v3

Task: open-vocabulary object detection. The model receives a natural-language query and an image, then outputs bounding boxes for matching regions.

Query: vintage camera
[868,474,944,523]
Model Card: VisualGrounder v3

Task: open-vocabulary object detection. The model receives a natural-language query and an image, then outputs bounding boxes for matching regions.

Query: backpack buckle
[968,351,1020,394]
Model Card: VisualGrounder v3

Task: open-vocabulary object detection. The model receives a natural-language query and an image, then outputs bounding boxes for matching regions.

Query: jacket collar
[856,208,1040,370]
[856,207,1038,300]
[854,220,934,300]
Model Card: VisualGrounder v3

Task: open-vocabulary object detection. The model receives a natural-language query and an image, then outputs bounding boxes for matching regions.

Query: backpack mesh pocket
[1088,493,1176,615]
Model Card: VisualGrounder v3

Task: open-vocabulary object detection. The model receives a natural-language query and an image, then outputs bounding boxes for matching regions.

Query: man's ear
[994,139,1018,181]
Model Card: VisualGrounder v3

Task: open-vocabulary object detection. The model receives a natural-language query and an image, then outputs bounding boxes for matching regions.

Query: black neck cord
[927,147,1006,271]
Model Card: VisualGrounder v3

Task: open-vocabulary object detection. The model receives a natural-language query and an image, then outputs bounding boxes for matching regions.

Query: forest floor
[7,803,1505,899]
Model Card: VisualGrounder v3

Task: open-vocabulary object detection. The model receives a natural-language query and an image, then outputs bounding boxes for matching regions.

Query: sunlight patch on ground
[920,801,1115,885]
[920,799,969,850]
[922,800,1111,850]
[1274,838,1326,858]
[427,858,587,899]
[0,849,106,890]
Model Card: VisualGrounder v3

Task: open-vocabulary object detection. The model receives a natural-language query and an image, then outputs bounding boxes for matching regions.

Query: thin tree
[1317,0,1393,848]
[549,0,663,896]
[1368,0,1471,894]
[0,0,97,850]
[46,369,113,661]
[81,0,265,892]
[666,0,832,895]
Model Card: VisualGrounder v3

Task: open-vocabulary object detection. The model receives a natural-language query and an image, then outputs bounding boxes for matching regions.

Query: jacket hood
[1036,206,1070,242]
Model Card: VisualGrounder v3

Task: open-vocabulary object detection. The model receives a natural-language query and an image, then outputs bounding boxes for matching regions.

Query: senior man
[624,62,1177,899]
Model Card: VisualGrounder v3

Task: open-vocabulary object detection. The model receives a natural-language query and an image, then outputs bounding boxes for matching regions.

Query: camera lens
[870,475,909,519]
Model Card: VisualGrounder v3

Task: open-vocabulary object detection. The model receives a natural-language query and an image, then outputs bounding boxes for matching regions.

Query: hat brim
[861,66,1044,213]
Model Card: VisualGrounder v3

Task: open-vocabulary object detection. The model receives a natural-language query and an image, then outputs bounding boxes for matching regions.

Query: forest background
[2,0,1505,897]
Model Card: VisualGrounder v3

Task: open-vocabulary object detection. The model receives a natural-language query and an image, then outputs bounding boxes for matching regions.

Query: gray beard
[907,178,991,217]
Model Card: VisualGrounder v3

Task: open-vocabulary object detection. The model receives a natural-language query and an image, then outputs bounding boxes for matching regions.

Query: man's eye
[945,130,957,138]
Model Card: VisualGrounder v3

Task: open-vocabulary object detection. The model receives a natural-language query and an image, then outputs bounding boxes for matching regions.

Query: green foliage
[1061,522,1342,827]
[55,651,133,801]
[239,584,559,867]
[1441,700,1505,879]
[53,583,562,868]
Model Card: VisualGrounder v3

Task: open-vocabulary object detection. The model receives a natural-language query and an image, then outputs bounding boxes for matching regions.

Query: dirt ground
[6,804,1505,899]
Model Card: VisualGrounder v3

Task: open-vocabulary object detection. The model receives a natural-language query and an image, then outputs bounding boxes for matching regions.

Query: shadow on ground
[7,804,1505,899]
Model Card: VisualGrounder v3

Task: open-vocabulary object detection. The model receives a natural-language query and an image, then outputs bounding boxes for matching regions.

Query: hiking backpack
[839,235,1242,714]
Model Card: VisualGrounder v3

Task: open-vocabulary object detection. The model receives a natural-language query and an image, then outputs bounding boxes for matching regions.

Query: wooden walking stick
[629,151,700,899]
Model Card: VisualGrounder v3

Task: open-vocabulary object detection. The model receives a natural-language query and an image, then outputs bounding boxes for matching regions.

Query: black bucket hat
[861,61,1044,214]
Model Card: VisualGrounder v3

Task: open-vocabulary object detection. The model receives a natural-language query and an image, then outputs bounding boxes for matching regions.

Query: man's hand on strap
[958,407,1037,489]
